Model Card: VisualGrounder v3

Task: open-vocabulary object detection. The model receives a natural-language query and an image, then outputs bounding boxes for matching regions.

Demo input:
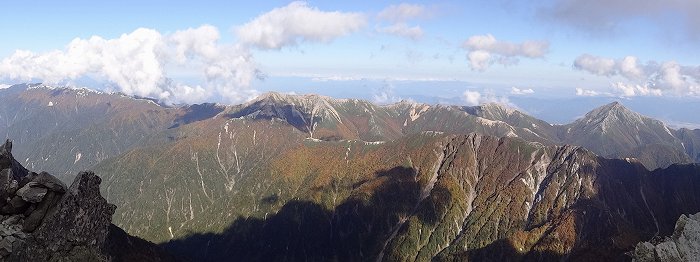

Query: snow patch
[74,152,82,164]
[47,101,54,107]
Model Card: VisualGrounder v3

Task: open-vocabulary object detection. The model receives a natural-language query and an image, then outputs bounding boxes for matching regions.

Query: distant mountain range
[1,83,700,261]
[2,83,697,174]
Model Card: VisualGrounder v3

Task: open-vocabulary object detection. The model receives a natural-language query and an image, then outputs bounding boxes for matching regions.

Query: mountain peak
[583,101,638,121]
[602,101,624,110]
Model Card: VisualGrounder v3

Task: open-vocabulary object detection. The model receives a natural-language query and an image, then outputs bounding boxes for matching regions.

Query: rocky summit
[0,139,176,261]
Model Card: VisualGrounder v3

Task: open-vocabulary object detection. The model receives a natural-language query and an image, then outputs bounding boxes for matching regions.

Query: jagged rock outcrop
[0,139,178,261]
[14,171,115,261]
[633,212,700,262]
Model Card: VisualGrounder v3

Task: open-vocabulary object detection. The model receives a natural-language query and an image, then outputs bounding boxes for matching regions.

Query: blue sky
[1,0,699,117]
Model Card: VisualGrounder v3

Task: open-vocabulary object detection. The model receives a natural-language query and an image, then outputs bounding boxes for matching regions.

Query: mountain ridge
[2,84,700,173]
[1,83,699,260]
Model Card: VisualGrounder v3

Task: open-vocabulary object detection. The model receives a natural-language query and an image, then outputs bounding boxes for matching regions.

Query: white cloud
[0,84,10,90]
[573,54,700,97]
[575,87,601,96]
[462,34,549,71]
[573,54,616,76]
[467,50,491,71]
[510,87,534,95]
[660,61,686,89]
[236,1,366,49]
[377,3,429,22]
[377,23,423,40]
[0,25,258,104]
[462,89,513,106]
[611,82,662,97]
[618,56,645,80]
[463,90,482,106]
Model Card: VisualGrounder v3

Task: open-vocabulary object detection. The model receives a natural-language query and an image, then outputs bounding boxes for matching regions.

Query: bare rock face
[14,171,116,261]
[0,139,178,262]
[633,213,700,262]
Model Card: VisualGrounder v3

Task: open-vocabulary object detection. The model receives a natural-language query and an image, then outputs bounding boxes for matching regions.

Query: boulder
[654,241,682,261]
[16,182,47,203]
[32,171,66,193]
[22,191,61,232]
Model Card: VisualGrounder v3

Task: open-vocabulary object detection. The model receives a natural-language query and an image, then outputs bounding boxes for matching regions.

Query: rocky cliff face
[0,139,177,261]
[633,212,700,262]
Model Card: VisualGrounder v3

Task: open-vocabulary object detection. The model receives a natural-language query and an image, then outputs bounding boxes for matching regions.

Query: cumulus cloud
[462,34,549,71]
[376,3,429,40]
[575,87,601,96]
[573,54,616,76]
[462,89,513,106]
[538,0,700,39]
[611,82,662,96]
[573,54,700,97]
[510,87,534,95]
[463,90,482,106]
[0,25,259,104]
[236,1,366,49]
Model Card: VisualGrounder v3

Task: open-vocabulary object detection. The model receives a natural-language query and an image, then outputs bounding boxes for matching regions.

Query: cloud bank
[236,1,366,49]
[0,25,258,104]
[0,2,374,104]
[573,54,700,97]
[462,34,549,71]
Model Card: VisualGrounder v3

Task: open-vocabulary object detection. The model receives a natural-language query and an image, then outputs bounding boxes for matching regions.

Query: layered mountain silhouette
[1,83,700,260]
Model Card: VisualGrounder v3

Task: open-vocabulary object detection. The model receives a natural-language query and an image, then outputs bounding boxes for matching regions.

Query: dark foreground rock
[0,139,178,261]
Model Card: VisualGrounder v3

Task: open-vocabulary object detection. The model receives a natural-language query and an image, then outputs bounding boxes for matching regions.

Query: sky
[1,1,699,123]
